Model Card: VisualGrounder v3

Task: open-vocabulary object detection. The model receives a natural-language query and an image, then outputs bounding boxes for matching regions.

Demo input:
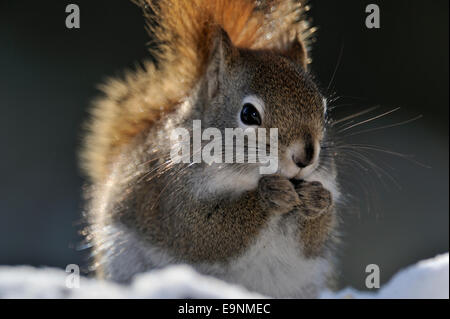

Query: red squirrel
[82,0,340,298]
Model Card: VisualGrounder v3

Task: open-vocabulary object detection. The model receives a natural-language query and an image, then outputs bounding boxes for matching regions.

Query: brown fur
[295,181,336,257]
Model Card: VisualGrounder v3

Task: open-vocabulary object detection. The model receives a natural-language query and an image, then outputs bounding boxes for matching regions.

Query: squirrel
[82,0,341,298]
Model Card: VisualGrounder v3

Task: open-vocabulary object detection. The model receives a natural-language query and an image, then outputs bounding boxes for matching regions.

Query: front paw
[294,181,332,219]
[293,181,336,257]
[258,175,299,214]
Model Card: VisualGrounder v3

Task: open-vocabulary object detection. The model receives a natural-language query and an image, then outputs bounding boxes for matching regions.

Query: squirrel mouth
[289,178,304,187]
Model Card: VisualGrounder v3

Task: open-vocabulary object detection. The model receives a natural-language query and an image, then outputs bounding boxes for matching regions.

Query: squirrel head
[195,29,326,181]
[82,0,324,184]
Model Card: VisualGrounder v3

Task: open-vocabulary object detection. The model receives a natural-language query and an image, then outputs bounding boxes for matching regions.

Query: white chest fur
[212,217,331,298]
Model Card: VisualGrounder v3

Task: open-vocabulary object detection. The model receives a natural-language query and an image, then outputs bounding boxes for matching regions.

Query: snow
[0,253,447,299]
[321,253,449,299]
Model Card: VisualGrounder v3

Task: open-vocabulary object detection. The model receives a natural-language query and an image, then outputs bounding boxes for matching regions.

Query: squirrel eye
[240,103,262,126]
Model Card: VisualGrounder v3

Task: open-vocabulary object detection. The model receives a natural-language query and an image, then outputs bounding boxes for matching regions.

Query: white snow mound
[0,253,447,299]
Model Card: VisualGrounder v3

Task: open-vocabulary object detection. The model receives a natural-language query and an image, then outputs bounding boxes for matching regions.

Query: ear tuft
[206,28,237,99]
[279,37,308,69]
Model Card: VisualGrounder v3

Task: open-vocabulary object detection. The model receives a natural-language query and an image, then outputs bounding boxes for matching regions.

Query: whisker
[331,106,380,126]
[336,107,401,133]
[326,43,345,93]
[336,143,430,168]
[342,115,423,138]
[340,148,402,189]
[328,103,358,111]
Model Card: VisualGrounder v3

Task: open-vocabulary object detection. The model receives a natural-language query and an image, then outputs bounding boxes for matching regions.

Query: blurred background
[0,0,448,290]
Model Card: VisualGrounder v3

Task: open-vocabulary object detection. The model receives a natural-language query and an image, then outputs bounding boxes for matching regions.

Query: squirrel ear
[279,38,308,70]
[206,28,237,99]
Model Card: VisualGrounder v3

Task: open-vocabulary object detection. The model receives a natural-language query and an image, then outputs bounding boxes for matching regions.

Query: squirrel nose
[292,142,315,168]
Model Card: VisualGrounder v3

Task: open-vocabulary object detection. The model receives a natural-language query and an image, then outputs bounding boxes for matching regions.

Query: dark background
[0,0,448,291]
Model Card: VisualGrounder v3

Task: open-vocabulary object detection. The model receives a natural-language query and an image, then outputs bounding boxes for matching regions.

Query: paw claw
[259,175,299,214]
[294,181,333,219]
